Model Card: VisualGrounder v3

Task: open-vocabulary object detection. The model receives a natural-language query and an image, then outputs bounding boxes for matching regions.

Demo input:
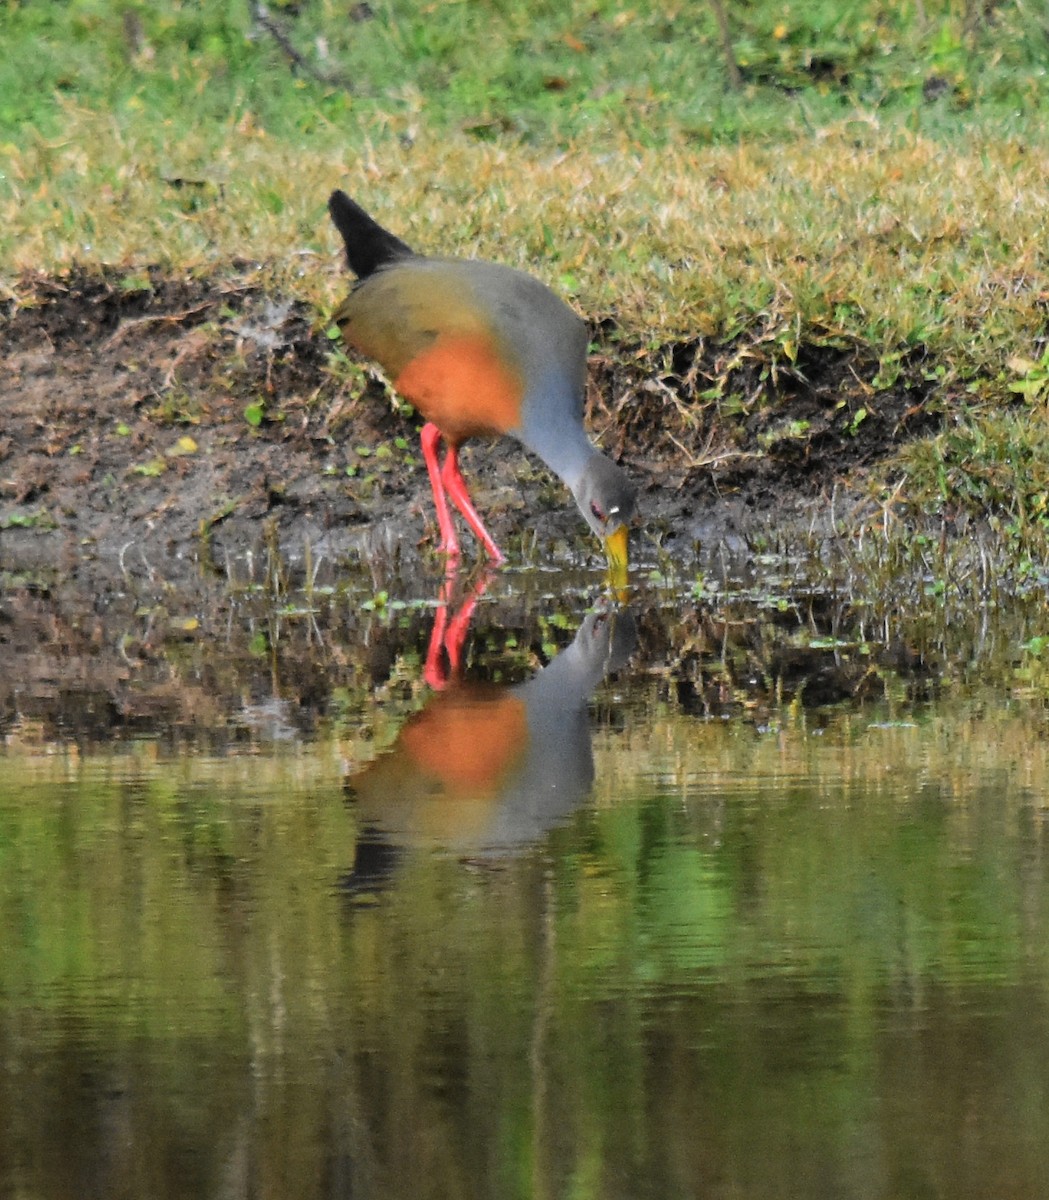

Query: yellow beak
[603,524,630,594]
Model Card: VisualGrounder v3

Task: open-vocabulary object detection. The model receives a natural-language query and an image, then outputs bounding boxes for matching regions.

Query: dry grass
[5,112,1048,378]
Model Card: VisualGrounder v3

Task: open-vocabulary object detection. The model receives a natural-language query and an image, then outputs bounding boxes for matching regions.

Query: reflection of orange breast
[347,688,530,846]
[394,334,524,444]
[399,690,528,797]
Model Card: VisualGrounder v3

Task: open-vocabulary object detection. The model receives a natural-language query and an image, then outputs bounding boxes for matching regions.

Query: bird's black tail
[328,190,414,279]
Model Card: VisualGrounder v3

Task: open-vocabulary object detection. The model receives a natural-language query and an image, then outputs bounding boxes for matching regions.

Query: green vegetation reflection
[2,692,1049,1197]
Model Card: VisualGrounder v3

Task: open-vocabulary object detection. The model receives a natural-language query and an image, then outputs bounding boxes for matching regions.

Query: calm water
[3,570,1049,1200]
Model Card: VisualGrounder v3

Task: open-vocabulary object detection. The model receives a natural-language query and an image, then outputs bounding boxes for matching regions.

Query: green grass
[3,0,1049,543]
[3,0,1047,147]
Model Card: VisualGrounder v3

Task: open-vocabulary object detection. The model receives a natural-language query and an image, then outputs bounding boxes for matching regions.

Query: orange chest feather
[394,334,524,444]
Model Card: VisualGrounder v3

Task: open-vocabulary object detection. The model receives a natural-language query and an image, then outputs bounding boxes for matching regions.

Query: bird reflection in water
[342,571,636,896]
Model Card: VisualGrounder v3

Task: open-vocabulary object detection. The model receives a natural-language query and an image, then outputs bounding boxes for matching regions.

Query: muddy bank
[0,265,950,739]
[0,267,955,743]
[1,267,940,587]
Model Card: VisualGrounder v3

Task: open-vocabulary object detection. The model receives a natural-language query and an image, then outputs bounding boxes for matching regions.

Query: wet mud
[2,268,940,576]
[2,268,943,741]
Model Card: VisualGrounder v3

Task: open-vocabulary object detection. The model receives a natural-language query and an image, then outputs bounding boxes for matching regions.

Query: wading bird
[328,190,635,578]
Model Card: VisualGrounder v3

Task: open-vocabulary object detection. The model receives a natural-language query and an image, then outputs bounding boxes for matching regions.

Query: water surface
[3,567,1049,1199]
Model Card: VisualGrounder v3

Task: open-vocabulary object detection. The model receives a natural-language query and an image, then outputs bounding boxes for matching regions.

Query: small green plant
[150,391,204,426]
[361,591,412,613]
[758,419,810,450]
[1008,349,1049,403]
[846,407,868,436]
[130,458,167,477]
[1,509,57,531]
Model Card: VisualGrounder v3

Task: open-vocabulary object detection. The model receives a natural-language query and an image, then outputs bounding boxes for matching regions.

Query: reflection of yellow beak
[603,524,630,594]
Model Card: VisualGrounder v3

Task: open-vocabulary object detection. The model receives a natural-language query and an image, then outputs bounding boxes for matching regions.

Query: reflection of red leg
[423,566,494,690]
[423,601,451,689]
[442,571,489,675]
[423,564,459,690]
[441,445,506,564]
[420,423,460,559]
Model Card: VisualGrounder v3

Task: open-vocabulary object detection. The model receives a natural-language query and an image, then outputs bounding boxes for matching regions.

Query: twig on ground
[248,2,354,91]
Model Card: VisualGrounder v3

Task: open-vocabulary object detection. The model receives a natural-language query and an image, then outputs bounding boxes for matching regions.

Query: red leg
[420,423,459,558]
[441,445,506,564]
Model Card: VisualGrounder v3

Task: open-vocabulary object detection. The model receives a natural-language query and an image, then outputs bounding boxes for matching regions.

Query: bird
[342,606,637,875]
[327,190,635,577]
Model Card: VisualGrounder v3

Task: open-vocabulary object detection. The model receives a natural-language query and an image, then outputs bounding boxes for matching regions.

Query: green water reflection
[3,605,1049,1199]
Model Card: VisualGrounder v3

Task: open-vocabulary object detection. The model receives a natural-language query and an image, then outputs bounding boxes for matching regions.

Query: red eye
[590,502,606,523]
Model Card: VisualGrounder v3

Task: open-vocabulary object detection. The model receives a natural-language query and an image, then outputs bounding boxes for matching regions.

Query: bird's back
[334,256,588,443]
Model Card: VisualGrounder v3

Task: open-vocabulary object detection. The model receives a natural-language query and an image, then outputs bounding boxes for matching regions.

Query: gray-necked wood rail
[327,190,635,577]
[342,607,637,867]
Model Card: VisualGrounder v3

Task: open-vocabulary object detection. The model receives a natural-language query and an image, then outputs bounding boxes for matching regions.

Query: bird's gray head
[574,452,636,538]
[573,453,636,582]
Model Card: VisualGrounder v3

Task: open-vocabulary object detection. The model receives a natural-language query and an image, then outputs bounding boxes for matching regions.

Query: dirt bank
[1,267,940,587]
[1,267,948,743]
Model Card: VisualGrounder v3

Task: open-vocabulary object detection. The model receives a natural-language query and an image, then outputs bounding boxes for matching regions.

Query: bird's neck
[518,399,598,494]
